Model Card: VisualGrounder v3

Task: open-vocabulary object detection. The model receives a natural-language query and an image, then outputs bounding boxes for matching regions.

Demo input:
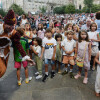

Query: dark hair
[16,27,25,36]
[33,37,42,46]
[45,28,52,33]
[38,23,43,31]
[90,22,97,30]
[32,28,37,31]
[96,11,100,20]
[78,30,89,42]
[55,34,62,41]
[56,26,62,30]
[22,14,27,19]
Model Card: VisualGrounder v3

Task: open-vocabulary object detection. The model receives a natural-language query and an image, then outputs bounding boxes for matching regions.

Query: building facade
[1,0,100,13]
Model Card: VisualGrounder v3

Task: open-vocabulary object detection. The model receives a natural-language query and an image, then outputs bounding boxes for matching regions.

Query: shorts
[14,61,28,68]
[44,59,55,65]
[62,56,75,65]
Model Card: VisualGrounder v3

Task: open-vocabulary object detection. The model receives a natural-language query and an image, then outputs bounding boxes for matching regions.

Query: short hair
[96,11,100,20]
[90,22,97,30]
[45,28,52,33]
[55,34,62,41]
[16,27,25,36]
[65,30,74,35]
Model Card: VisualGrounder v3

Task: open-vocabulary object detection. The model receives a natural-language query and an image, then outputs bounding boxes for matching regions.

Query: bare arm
[40,47,45,59]
[95,52,100,65]
[52,46,56,60]
[88,42,91,61]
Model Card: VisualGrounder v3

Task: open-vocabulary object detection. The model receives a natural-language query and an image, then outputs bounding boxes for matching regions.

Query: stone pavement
[0,48,100,100]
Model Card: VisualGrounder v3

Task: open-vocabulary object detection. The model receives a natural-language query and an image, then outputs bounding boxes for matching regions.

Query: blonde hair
[72,24,80,32]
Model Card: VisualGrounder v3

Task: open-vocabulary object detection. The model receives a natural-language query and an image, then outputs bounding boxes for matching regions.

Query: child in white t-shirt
[61,30,76,78]
[88,22,100,70]
[30,37,42,80]
[40,28,57,82]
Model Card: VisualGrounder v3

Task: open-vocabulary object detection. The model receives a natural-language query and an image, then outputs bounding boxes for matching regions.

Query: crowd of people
[0,11,100,97]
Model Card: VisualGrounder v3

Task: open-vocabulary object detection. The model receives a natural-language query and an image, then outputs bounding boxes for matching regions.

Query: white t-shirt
[61,38,76,56]
[42,37,57,59]
[33,34,37,38]
[33,45,41,57]
[88,31,99,46]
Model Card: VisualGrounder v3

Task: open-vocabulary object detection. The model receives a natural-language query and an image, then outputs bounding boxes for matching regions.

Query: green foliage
[9,4,25,15]
[91,4,100,13]
[53,5,66,14]
[84,0,94,12]
[39,6,47,14]
[0,9,7,17]
[65,4,75,14]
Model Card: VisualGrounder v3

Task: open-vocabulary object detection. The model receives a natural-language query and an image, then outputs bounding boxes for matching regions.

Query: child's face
[25,24,30,30]
[68,25,72,30]
[47,32,52,38]
[38,24,42,29]
[61,28,64,33]
[67,33,73,40]
[33,40,38,46]
[81,32,87,40]
[56,27,61,33]
[57,37,61,41]
[91,24,96,31]
[73,26,77,32]
[33,30,37,34]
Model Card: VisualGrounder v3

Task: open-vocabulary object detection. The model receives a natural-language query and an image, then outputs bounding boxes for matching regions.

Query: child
[37,23,45,39]
[24,23,33,45]
[13,27,30,86]
[30,37,42,80]
[40,28,56,82]
[64,23,73,31]
[73,24,80,41]
[88,23,100,70]
[95,51,100,97]
[32,28,37,39]
[24,23,33,58]
[61,30,76,78]
[55,34,62,73]
[74,30,91,84]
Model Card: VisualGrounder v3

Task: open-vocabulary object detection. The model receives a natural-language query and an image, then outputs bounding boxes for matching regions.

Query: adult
[20,14,28,27]
[95,11,100,50]
[0,10,33,78]
[81,19,92,32]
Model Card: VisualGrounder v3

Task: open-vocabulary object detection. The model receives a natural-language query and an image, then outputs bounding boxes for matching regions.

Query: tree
[0,9,7,17]
[9,4,25,15]
[84,0,94,13]
[91,4,100,13]
[39,6,47,14]
[65,4,75,14]
[53,6,66,14]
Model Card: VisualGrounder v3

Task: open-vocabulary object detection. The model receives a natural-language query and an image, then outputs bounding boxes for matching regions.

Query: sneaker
[62,70,68,75]
[25,78,29,84]
[58,70,61,74]
[18,78,22,86]
[74,74,81,79]
[35,72,39,76]
[83,78,88,84]
[92,67,95,71]
[51,72,55,78]
[42,74,48,82]
[69,72,74,78]
[29,77,32,81]
[36,75,42,80]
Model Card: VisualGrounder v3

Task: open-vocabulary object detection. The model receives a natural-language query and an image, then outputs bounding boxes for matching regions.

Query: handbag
[76,43,88,67]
